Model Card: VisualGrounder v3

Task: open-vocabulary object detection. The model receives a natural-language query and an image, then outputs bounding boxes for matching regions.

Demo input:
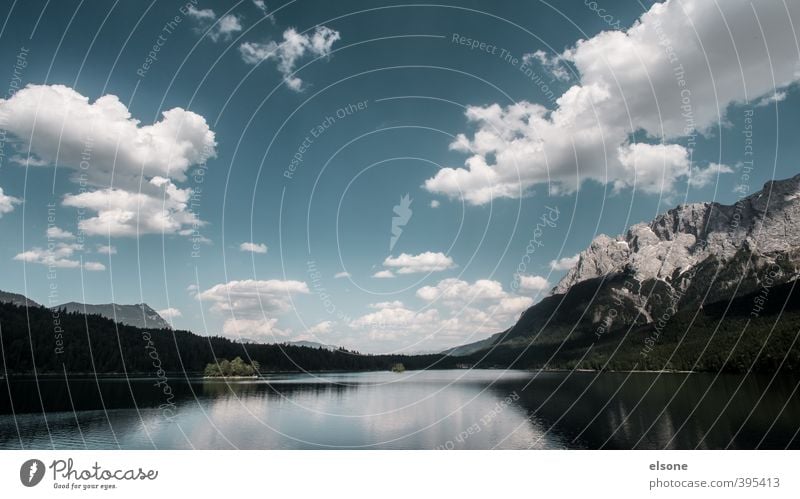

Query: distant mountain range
[283,340,338,350]
[54,302,172,330]
[0,293,171,330]
[0,290,40,308]
[445,174,800,371]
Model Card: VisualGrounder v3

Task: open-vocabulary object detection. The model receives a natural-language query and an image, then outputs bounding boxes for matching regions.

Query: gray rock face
[553,175,800,301]
[55,302,171,330]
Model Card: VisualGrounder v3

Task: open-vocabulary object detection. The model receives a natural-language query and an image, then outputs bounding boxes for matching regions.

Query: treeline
[459,281,800,373]
[0,302,455,375]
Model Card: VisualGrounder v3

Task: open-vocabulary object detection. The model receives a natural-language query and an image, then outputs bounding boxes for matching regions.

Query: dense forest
[1,280,798,376]
[0,301,454,375]
[458,281,800,373]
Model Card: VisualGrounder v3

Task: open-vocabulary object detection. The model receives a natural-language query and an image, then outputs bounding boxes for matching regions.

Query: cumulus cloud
[424,0,798,204]
[307,320,333,335]
[524,50,571,82]
[372,270,395,279]
[13,242,101,271]
[97,244,117,255]
[14,243,81,268]
[251,0,274,22]
[199,279,309,341]
[382,251,455,274]
[333,271,350,279]
[549,254,579,271]
[199,279,309,314]
[62,176,202,237]
[240,242,268,254]
[46,227,75,239]
[369,300,405,309]
[416,278,533,319]
[430,200,440,208]
[0,187,21,217]
[186,6,215,21]
[350,303,439,332]
[239,25,340,91]
[517,275,550,292]
[348,278,533,351]
[187,6,242,42]
[157,307,182,321]
[755,91,787,107]
[416,278,506,305]
[688,163,734,189]
[0,85,216,188]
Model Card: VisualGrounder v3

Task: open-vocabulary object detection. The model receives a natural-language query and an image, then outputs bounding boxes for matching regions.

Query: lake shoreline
[0,367,701,380]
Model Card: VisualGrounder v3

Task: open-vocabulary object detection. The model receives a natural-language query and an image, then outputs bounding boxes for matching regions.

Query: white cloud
[755,91,787,107]
[348,277,533,351]
[199,279,309,314]
[382,251,455,274]
[424,0,800,204]
[14,242,82,268]
[9,154,49,166]
[46,226,74,239]
[688,163,734,189]
[186,6,215,21]
[369,300,405,309]
[0,187,21,217]
[199,279,309,341]
[239,26,340,91]
[186,6,242,42]
[614,143,691,194]
[97,244,117,255]
[372,270,395,279]
[0,85,216,188]
[83,261,106,271]
[157,307,182,320]
[430,200,440,208]
[307,320,333,335]
[416,278,506,305]
[524,50,571,82]
[350,303,439,331]
[240,242,268,254]
[212,14,243,41]
[62,176,202,237]
[222,317,288,340]
[333,271,350,279]
[517,275,550,292]
[549,254,579,271]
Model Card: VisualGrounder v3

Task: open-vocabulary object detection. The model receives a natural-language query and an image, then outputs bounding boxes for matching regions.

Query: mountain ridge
[447,174,800,355]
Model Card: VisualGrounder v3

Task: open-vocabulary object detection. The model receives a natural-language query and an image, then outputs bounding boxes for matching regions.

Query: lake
[0,370,798,449]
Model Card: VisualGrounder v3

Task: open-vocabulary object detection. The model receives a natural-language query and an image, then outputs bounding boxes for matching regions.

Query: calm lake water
[0,370,798,449]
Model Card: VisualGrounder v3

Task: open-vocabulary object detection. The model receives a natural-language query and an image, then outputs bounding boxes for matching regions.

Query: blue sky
[0,0,798,353]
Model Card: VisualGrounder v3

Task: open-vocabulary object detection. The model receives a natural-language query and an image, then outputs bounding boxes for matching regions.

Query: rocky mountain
[55,302,171,330]
[450,174,800,354]
[0,290,41,307]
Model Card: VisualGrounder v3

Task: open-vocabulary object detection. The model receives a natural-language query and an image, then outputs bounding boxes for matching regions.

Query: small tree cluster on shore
[204,357,261,377]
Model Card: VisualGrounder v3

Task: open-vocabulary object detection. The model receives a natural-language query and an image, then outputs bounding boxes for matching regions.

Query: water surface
[0,370,797,449]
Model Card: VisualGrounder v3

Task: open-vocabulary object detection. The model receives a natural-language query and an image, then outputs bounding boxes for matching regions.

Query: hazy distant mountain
[0,290,40,307]
[447,174,800,357]
[284,340,337,350]
[55,302,171,330]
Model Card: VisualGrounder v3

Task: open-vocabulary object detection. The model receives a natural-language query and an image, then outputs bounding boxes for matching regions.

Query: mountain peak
[554,174,800,295]
[55,302,171,330]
